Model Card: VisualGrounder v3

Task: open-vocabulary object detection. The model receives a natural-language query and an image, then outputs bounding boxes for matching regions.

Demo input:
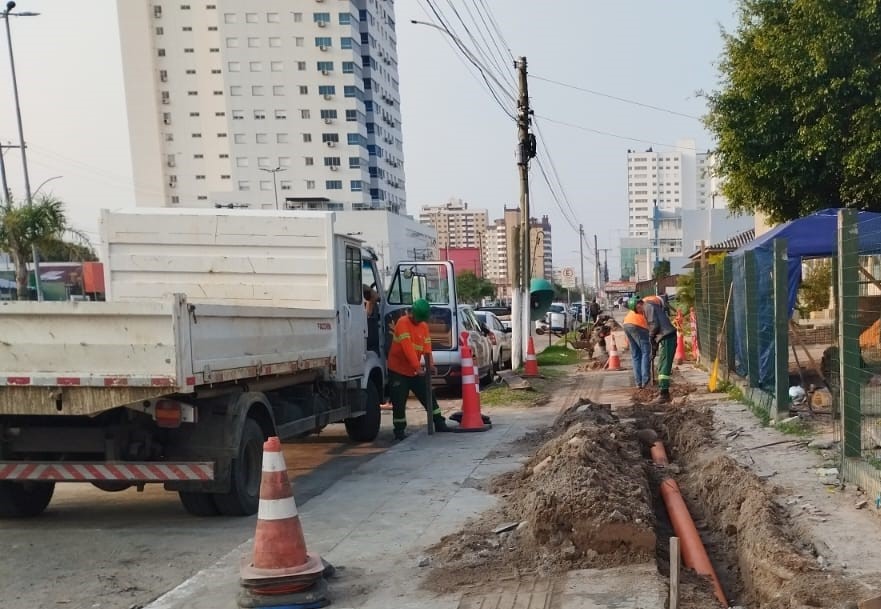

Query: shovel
[708,283,734,392]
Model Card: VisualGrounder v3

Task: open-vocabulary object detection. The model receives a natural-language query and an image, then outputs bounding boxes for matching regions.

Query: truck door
[339,242,368,379]
[384,261,457,356]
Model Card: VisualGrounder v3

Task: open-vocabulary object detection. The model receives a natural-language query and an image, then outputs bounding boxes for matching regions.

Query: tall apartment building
[418,199,488,249]
[497,207,552,284]
[117,1,405,213]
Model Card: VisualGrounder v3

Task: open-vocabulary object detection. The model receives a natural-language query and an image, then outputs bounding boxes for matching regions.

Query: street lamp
[259,166,287,210]
[33,175,62,197]
[3,2,43,300]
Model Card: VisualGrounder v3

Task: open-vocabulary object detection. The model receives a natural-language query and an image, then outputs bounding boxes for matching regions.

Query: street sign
[560,266,576,288]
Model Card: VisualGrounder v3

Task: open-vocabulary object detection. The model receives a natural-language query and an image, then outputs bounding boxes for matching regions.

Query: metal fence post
[694,258,705,362]
[772,238,789,420]
[744,250,760,387]
[723,255,735,376]
[838,210,861,458]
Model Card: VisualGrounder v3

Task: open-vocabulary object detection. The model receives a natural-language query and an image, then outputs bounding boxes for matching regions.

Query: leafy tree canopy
[456,270,495,304]
[706,0,881,222]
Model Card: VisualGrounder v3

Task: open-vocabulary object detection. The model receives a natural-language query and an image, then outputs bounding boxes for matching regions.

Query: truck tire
[0,481,55,517]
[344,382,381,442]
[178,491,221,516]
[214,418,264,516]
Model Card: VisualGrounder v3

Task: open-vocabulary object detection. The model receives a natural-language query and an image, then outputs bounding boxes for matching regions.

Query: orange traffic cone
[240,437,325,597]
[674,332,686,365]
[523,336,540,378]
[452,332,491,433]
[605,334,622,371]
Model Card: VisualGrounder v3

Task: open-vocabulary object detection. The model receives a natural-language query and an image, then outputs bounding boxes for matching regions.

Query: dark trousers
[389,370,442,431]
[657,334,677,393]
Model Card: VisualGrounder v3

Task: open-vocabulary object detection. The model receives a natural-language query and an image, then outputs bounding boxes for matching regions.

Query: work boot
[393,428,408,441]
[651,390,671,406]
[433,416,451,432]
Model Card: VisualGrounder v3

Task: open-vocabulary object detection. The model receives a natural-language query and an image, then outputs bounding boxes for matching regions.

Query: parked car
[475,310,512,370]
[535,303,571,334]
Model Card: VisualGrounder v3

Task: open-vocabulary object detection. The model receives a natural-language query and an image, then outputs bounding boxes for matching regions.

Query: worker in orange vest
[387,299,450,440]
[623,297,651,388]
[642,294,677,404]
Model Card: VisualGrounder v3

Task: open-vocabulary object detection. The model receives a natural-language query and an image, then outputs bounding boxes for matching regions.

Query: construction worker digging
[388,298,451,439]
[623,297,651,389]
[642,295,677,404]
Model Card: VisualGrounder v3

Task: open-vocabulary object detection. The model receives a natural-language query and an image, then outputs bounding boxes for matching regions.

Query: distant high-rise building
[117,1,405,213]
[419,199,488,250]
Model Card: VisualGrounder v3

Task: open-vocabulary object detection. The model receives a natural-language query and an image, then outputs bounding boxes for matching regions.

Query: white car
[475,310,512,370]
[535,303,571,334]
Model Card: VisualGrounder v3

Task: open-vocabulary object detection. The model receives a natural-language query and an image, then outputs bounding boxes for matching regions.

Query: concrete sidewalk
[145,371,663,609]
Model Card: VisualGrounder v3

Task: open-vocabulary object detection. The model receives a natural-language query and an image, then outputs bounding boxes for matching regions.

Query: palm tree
[0,195,88,300]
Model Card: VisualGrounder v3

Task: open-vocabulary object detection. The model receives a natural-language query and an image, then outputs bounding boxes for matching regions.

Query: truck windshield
[387,264,451,305]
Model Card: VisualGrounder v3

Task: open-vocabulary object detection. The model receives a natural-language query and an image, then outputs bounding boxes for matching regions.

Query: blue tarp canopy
[729,208,881,389]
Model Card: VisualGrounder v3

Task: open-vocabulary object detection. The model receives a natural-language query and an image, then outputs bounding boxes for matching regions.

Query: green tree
[0,195,88,299]
[652,260,671,280]
[456,270,495,304]
[706,1,881,222]
[676,272,695,311]
[798,259,832,316]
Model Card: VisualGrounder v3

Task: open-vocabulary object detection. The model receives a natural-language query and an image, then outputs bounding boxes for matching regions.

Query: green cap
[627,296,639,311]
[411,298,430,322]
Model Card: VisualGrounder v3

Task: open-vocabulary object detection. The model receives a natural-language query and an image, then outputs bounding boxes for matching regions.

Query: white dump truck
[0,209,394,517]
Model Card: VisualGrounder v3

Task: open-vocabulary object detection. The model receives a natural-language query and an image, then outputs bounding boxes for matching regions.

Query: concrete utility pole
[511,56,535,369]
[594,234,601,302]
[579,224,586,323]
[0,142,10,203]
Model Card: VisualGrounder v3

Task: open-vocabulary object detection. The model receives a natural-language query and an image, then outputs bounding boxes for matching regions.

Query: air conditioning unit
[329,166,338,172]
[319,45,328,52]
[324,118,333,124]
[321,69,330,75]
[326,141,336,147]
[317,20,327,28]
[323,94,333,100]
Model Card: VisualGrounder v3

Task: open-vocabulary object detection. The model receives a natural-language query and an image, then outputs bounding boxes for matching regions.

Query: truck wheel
[178,491,221,516]
[214,418,264,516]
[344,382,381,442]
[0,481,55,517]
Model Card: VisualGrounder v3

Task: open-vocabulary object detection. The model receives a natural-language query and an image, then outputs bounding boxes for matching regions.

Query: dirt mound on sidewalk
[424,400,655,592]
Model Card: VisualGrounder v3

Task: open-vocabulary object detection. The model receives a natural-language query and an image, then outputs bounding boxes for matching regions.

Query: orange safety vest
[388,315,432,377]
[623,310,649,330]
[643,295,664,306]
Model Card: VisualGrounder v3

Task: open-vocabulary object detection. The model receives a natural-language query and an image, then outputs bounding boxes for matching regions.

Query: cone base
[241,553,324,584]
[451,424,491,433]
[238,577,329,608]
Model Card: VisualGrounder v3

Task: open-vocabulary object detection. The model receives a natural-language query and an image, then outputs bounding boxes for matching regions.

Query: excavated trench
[422,396,862,607]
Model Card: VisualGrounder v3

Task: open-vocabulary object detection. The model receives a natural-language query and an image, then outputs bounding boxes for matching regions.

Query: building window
[277,133,289,143]
[324,157,341,167]
[156,26,164,35]
[295,37,305,47]
[171,196,180,204]
[297,61,307,71]
[195,175,206,180]
[300,109,310,119]
[303,133,312,143]
[315,37,332,48]
[236,157,249,167]
[189,111,200,117]
[306,180,315,190]
[267,12,280,23]
[344,86,362,99]
[192,133,202,138]
[181,5,191,9]
[249,61,263,72]
[209,48,219,53]
[226,37,238,48]
[322,133,339,143]
[348,157,360,168]
[164,133,174,142]
[271,61,284,72]
[314,12,330,23]
[345,109,357,122]
[269,37,281,48]
[299,85,309,95]
[217,132,227,138]
[154,6,162,18]
[339,13,352,25]
[317,61,333,73]
[230,85,242,96]
[320,109,338,120]
[341,37,354,49]
[223,13,236,23]
[351,180,362,192]
[252,85,265,96]
[182,26,192,31]
[232,110,244,120]
[326,180,343,190]
[256,133,268,144]
[208,26,217,31]
[228,61,240,72]
[245,12,258,23]
[187,91,198,96]
[234,133,246,143]
[280,180,291,190]
[238,181,250,191]
[273,85,285,96]
[305,157,314,166]
[157,48,166,57]
[183,48,194,53]
[275,109,287,119]
[293,12,303,23]
[318,85,335,97]
[258,157,270,168]
[248,37,260,48]
[342,61,355,74]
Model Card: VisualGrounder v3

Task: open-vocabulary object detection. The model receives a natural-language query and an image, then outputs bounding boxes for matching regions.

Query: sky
[0,0,739,278]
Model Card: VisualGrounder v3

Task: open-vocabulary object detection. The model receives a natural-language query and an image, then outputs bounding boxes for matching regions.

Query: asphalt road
[0,395,463,609]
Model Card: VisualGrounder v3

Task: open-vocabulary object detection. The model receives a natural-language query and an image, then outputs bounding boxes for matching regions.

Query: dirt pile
[424,400,656,592]
[632,381,697,404]
[660,404,863,608]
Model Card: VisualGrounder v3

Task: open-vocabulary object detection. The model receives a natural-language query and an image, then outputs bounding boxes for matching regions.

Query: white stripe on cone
[257,496,299,520]
[262,451,287,473]
[461,375,476,384]
[461,358,473,368]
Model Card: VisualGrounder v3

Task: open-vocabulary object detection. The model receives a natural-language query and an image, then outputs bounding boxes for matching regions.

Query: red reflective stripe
[0,464,13,477]
[185,376,196,386]
[56,377,81,386]
[194,465,211,480]
[5,377,30,385]
[168,464,187,479]
[151,377,175,387]
[19,464,37,479]
[104,377,129,387]
[105,464,127,479]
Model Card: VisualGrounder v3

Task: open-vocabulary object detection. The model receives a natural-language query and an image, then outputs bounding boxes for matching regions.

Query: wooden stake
[669,536,680,609]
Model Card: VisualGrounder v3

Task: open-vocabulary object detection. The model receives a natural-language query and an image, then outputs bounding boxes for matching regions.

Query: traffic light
[529,278,554,321]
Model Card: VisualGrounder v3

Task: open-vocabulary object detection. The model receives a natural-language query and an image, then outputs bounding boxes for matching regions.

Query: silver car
[475,310,512,370]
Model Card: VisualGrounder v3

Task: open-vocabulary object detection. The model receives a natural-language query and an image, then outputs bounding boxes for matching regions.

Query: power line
[534,114,699,151]
[477,0,514,62]
[530,73,702,120]
[445,0,514,94]
[532,117,580,230]
[459,0,516,91]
